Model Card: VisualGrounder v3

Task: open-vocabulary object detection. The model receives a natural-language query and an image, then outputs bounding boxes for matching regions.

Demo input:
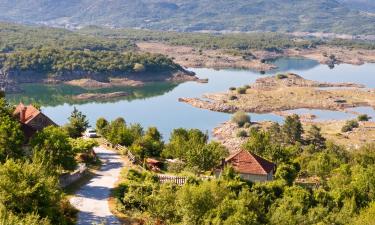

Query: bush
[229,87,236,91]
[229,95,238,100]
[236,87,247,94]
[358,114,371,122]
[231,111,251,127]
[96,117,109,134]
[237,130,248,138]
[133,63,146,72]
[276,74,288,79]
[341,120,359,132]
[243,122,251,128]
[243,85,250,89]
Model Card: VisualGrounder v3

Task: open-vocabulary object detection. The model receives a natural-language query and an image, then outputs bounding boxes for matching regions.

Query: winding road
[70,146,124,225]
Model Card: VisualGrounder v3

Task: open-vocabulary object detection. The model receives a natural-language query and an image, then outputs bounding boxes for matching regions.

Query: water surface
[7,58,375,139]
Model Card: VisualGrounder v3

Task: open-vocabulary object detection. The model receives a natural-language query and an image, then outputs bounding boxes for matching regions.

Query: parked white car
[84,129,97,138]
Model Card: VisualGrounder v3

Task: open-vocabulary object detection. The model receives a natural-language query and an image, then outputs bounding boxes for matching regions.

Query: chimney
[20,106,27,123]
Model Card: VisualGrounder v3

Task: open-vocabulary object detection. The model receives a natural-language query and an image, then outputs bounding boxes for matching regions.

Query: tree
[306,125,326,151]
[342,120,359,132]
[282,114,303,144]
[31,126,76,171]
[0,115,24,162]
[354,201,375,225]
[65,107,89,138]
[96,117,108,134]
[185,141,228,172]
[275,163,300,185]
[0,159,66,224]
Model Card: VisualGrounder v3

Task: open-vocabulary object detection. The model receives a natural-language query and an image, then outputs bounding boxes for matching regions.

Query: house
[216,149,276,182]
[13,103,57,140]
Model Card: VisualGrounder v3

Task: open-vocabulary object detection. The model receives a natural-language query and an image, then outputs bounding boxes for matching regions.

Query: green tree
[31,126,76,171]
[95,117,108,134]
[0,159,66,224]
[0,115,24,162]
[65,107,89,138]
[275,163,300,185]
[306,125,326,151]
[354,201,375,225]
[282,114,303,144]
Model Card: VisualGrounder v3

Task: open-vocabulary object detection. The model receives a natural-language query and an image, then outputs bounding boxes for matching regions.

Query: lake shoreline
[138,42,375,71]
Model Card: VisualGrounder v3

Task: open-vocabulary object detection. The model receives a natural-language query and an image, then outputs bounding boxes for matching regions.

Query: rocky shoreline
[0,68,199,93]
[138,42,375,71]
[181,73,375,114]
[72,92,130,100]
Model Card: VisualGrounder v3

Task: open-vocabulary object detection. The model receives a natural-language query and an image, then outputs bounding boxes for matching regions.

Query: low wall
[59,164,87,188]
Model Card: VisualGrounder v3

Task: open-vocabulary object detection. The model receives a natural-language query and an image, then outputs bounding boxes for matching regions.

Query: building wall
[240,172,273,182]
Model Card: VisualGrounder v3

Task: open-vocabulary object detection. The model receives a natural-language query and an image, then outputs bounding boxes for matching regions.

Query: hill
[0,0,374,35]
[338,0,375,13]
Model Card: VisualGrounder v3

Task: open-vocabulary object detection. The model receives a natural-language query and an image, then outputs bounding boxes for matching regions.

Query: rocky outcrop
[72,92,129,100]
[178,97,238,113]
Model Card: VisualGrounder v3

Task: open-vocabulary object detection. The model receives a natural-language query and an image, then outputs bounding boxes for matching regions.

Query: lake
[7,58,375,139]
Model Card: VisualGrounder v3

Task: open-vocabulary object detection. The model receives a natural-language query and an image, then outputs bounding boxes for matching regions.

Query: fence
[157,175,187,186]
[102,139,136,163]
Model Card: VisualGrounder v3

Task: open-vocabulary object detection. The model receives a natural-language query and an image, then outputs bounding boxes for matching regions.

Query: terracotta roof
[14,103,41,124]
[225,150,275,175]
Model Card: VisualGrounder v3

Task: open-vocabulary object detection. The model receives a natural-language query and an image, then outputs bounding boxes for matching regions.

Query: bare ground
[137,42,375,70]
[180,74,375,114]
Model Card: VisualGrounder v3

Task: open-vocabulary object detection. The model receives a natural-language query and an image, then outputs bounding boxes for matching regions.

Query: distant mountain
[0,0,374,34]
[338,0,375,13]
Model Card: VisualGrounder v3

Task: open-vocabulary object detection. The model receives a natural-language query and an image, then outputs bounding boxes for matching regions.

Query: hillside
[0,0,374,35]
[338,0,375,13]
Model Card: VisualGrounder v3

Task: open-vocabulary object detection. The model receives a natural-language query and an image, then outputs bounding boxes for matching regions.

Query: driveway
[70,146,124,225]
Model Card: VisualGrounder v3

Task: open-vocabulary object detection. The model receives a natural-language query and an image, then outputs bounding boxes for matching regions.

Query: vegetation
[357,114,371,122]
[162,128,228,172]
[0,48,181,76]
[0,22,134,53]
[2,0,375,35]
[64,107,90,138]
[231,111,251,127]
[0,98,24,162]
[0,95,102,224]
[113,113,375,224]
[341,119,360,132]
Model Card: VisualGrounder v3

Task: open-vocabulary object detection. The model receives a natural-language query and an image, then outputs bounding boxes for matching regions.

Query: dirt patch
[137,42,276,71]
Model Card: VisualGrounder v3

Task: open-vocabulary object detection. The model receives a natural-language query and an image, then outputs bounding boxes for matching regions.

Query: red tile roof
[13,103,41,124]
[225,150,275,175]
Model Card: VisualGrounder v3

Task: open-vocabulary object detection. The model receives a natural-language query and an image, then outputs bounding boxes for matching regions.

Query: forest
[0,48,181,76]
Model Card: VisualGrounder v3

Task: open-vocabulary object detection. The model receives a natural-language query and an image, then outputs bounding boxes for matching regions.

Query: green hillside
[0,0,374,34]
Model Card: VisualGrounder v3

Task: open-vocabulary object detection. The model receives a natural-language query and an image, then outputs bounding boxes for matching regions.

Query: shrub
[133,63,146,72]
[243,85,250,89]
[341,120,359,132]
[358,114,371,122]
[229,87,236,91]
[231,111,251,127]
[237,130,248,138]
[243,122,251,128]
[236,87,247,94]
[276,74,288,79]
[229,95,238,100]
[96,117,109,134]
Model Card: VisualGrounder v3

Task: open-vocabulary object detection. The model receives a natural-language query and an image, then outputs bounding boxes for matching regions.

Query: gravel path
[70,146,124,225]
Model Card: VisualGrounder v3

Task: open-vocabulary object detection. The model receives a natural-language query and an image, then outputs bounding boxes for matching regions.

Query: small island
[0,48,199,93]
